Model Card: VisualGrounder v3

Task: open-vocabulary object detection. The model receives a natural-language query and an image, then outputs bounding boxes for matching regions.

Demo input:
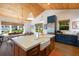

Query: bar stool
[0,36,4,47]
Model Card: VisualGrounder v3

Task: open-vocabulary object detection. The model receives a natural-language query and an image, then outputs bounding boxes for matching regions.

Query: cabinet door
[76,40,79,47]
[12,43,27,56]
[56,34,61,41]
[50,37,55,52]
[27,44,40,56]
[14,44,19,56]
[64,35,77,45]
[19,47,27,56]
[46,45,50,56]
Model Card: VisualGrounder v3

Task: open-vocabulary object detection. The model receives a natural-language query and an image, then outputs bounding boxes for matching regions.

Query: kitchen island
[12,35,55,56]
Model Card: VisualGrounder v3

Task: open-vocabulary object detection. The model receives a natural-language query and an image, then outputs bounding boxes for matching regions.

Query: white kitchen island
[12,34,55,56]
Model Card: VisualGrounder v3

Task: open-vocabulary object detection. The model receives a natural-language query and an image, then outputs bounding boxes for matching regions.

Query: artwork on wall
[72,21,79,29]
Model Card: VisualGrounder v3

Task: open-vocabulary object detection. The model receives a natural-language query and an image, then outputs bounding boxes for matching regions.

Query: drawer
[28,51,38,56]
[27,44,40,56]
[28,46,38,53]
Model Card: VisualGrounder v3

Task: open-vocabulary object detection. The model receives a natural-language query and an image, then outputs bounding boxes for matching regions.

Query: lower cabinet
[27,45,40,56]
[45,45,51,56]
[50,37,55,52]
[76,40,79,47]
[12,44,40,56]
[56,34,78,46]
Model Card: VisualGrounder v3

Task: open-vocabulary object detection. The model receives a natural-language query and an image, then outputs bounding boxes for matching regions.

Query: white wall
[1,10,79,34]
[32,10,62,24]
[32,10,79,34]
[23,22,33,34]
[57,10,79,34]
[31,10,62,34]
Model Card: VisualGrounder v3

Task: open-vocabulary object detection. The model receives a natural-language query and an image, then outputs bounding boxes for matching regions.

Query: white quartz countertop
[12,35,55,51]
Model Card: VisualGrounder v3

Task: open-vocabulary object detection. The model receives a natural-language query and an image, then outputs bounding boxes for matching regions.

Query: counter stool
[0,36,4,47]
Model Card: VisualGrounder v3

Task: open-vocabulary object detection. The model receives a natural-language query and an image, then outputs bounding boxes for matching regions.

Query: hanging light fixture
[27,12,34,20]
[47,3,50,5]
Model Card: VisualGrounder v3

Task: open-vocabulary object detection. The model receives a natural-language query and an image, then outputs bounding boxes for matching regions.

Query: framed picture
[72,21,79,29]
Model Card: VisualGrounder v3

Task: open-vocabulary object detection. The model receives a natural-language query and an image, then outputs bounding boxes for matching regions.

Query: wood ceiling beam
[38,3,79,9]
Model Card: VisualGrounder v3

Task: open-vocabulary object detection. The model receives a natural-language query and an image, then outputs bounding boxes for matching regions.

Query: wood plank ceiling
[0,3,45,21]
[38,3,79,9]
[0,3,79,21]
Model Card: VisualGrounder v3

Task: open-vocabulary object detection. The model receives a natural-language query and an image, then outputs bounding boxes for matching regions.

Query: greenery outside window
[1,25,23,34]
[12,25,23,33]
[59,20,69,30]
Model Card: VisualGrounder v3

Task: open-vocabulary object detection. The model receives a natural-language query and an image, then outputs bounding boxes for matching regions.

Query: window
[35,23,43,33]
[1,25,23,34]
[12,25,23,33]
[59,20,69,30]
[1,25,10,34]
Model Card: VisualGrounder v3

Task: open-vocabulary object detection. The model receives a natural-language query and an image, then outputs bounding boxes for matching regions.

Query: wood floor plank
[49,42,79,56]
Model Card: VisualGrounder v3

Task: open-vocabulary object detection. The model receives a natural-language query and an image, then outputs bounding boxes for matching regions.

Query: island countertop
[12,34,55,51]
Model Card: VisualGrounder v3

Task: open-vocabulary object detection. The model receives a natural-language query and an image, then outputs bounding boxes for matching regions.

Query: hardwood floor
[0,42,79,56]
[49,42,79,56]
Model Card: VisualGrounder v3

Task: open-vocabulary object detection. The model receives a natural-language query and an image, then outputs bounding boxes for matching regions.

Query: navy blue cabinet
[76,40,79,47]
[56,34,78,46]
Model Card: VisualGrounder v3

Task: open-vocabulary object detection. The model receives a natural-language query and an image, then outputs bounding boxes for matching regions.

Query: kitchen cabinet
[45,45,50,56]
[76,40,79,47]
[27,44,40,56]
[12,43,40,56]
[50,37,55,52]
[56,34,78,46]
